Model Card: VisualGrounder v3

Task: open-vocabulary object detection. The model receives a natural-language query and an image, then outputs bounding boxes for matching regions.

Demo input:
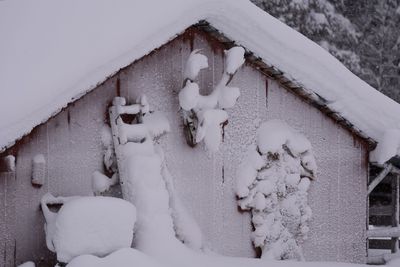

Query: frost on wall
[235,120,317,260]
[179,47,245,152]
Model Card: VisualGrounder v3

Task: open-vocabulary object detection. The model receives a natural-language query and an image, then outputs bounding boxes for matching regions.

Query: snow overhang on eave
[0,20,379,155]
[194,21,378,150]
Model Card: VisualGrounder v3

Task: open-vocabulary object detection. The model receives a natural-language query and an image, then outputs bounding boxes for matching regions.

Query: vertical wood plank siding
[0,29,368,265]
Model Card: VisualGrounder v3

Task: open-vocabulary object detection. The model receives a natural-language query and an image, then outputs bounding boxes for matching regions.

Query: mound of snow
[17,262,35,267]
[184,49,208,81]
[92,171,118,195]
[66,248,164,267]
[370,129,400,164]
[42,195,136,263]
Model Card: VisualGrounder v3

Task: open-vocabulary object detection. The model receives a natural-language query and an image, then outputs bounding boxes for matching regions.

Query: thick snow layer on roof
[1,0,400,158]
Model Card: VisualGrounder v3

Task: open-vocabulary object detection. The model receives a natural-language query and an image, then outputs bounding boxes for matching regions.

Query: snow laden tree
[236,120,317,260]
[252,0,361,74]
[179,47,245,152]
[344,0,400,102]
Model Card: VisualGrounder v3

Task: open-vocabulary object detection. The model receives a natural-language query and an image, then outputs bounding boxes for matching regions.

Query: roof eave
[0,20,378,154]
[195,21,377,150]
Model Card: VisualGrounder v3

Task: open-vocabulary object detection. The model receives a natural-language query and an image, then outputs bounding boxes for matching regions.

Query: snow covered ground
[64,250,400,267]
[19,251,400,267]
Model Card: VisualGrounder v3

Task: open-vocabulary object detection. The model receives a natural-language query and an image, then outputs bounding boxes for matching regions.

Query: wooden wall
[0,29,368,266]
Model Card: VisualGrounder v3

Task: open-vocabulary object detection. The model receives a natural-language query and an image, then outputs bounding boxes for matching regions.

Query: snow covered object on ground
[178,47,244,152]
[66,248,164,267]
[40,194,136,263]
[17,262,35,267]
[236,120,316,260]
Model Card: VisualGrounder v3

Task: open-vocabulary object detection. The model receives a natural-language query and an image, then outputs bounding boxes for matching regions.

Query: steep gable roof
[1,0,400,161]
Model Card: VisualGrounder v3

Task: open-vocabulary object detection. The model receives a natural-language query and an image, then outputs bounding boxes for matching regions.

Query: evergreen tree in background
[342,0,400,101]
[252,0,400,103]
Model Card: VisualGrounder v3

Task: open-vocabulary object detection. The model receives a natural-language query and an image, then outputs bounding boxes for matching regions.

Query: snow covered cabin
[1,0,400,266]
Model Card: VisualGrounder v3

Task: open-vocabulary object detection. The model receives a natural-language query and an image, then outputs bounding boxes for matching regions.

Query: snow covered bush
[41,194,136,263]
[236,120,317,260]
[179,47,245,152]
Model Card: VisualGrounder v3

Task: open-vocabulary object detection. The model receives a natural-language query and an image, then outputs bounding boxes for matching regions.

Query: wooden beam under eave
[368,164,393,195]
[392,174,399,253]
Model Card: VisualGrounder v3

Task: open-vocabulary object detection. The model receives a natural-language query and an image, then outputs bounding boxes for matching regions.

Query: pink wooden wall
[0,29,368,266]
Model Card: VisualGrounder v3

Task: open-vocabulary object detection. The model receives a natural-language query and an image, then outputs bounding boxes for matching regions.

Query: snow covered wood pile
[0,0,396,265]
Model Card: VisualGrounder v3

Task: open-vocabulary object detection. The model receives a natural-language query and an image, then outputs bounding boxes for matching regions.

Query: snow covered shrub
[236,120,317,260]
[41,194,136,263]
[179,47,245,152]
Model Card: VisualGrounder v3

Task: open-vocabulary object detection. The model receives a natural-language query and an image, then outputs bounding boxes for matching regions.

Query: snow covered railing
[368,227,400,238]
[368,164,400,253]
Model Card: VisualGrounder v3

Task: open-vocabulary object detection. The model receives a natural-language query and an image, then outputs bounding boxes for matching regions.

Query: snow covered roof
[1,0,400,161]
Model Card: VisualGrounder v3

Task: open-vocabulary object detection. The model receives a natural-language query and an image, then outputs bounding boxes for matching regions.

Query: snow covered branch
[179,47,245,152]
[235,120,317,261]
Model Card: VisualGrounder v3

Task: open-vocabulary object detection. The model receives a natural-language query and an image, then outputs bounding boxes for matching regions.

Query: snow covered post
[0,155,15,172]
[179,47,245,152]
[236,120,317,260]
[32,154,46,186]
